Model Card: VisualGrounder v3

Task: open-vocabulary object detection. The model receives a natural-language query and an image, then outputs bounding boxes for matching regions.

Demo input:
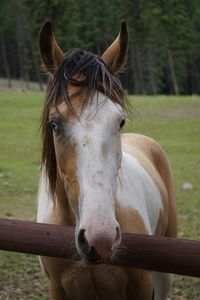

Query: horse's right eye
[50,120,60,136]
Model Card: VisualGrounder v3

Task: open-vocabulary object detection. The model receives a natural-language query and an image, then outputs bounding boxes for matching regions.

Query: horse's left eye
[50,120,60,136]
[120,119,126,129]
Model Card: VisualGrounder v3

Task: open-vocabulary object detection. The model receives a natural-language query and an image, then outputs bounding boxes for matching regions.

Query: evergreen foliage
[0,0,200,94]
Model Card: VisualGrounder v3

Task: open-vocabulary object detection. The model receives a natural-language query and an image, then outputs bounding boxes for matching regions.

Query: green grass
[0,92,42,220]
[0,92,199,299]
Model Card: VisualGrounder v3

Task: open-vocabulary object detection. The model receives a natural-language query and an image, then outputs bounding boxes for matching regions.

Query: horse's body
[37,21,177,300]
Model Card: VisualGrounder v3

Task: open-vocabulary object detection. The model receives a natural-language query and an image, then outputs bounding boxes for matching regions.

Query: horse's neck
[116,150,164,235]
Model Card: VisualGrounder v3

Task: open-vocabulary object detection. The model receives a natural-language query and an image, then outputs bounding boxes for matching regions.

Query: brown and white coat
[37,21,177,300]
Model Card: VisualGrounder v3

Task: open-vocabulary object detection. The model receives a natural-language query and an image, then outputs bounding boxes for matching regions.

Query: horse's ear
[102,21,128,74]
[39,20,64,73]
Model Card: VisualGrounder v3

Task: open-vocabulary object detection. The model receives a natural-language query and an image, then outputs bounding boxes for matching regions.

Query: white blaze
[69,93,124,255]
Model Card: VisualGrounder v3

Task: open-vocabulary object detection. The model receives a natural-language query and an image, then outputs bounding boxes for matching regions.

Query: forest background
[1,0,200,95]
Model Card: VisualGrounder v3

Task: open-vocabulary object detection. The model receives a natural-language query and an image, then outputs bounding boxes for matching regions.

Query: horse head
[39,20,128,262]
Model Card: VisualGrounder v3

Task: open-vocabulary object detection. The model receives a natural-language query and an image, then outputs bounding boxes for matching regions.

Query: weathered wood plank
[0,218,199,277]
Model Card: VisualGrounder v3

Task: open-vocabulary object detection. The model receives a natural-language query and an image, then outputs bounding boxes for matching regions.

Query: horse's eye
[120,119,126,129]
[50,120,60,135]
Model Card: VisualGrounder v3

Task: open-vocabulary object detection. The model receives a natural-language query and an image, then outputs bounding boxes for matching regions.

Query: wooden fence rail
[0,218,199,277]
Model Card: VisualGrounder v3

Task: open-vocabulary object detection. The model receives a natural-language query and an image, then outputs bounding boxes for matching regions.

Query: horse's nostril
[78,229,90,255]
[77,229,101,262]
[116,226,121,241]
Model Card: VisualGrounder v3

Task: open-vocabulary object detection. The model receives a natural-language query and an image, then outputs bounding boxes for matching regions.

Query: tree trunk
[15,5,30,90]
[26,27,44,91]
[167,46,179,95]
[0,32,12,88]
[159,0,179,95]
[192,61,200,94]
[147,44,157,95]
[134,44,145,94]
[129,47,136,93]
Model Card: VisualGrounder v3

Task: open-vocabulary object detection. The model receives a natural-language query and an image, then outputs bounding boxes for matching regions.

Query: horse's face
[49,92,126,260]
[39,21,128,261]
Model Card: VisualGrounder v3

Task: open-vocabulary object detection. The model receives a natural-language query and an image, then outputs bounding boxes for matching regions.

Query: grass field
[0,91,199,299]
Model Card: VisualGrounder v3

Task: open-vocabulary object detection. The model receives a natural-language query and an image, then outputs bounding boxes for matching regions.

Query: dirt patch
[142,107,200,119]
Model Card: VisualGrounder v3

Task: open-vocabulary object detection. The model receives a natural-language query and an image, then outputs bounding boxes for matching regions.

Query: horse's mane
[41,49,125,197]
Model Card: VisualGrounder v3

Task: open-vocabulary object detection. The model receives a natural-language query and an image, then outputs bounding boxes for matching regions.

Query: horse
[37,20,177,300]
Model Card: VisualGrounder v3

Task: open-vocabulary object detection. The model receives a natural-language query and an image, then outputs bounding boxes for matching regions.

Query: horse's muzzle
[77,225,121,262]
